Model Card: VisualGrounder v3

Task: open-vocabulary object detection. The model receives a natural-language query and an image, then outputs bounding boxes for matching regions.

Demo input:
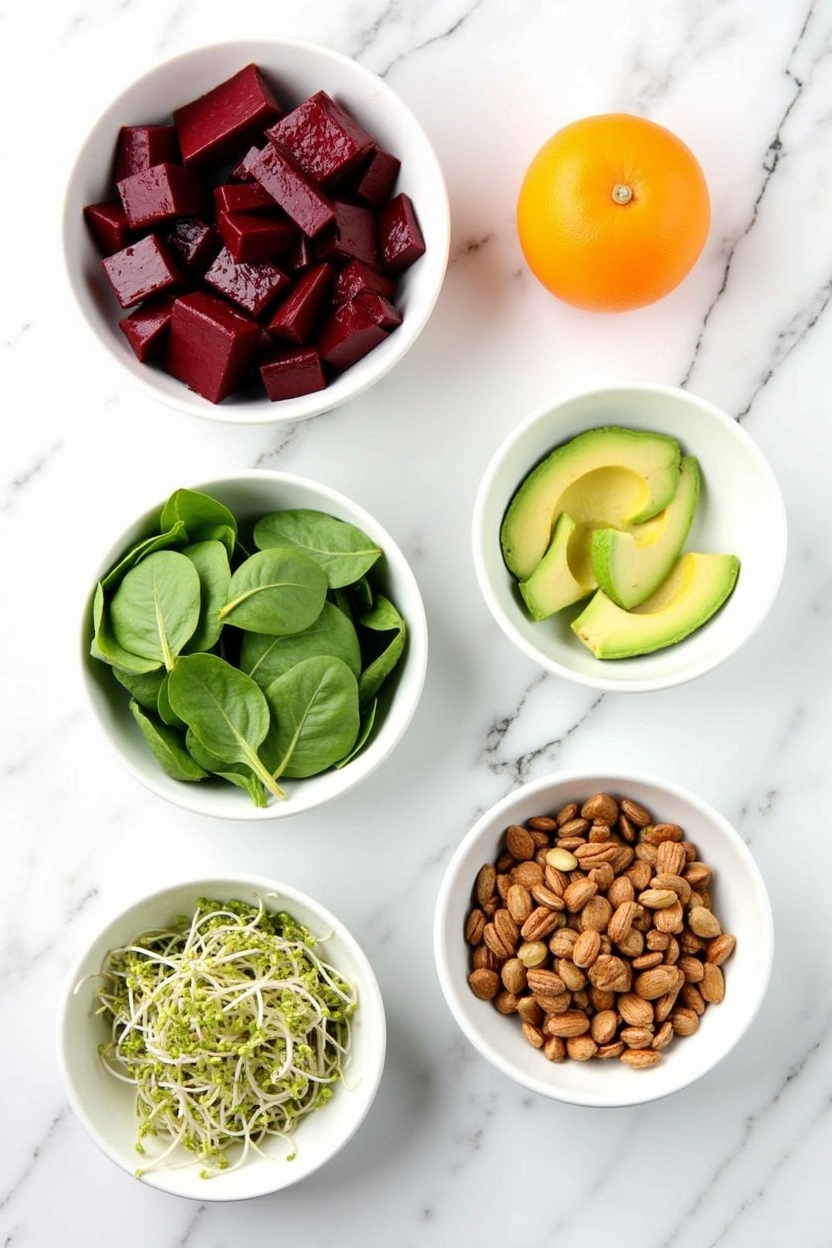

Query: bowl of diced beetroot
[63,40,451,422]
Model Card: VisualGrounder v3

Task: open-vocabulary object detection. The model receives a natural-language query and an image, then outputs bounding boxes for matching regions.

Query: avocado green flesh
[501,426,682,580]
[519,512,595,620]
[591,456,701,609]
[571,552,740,659]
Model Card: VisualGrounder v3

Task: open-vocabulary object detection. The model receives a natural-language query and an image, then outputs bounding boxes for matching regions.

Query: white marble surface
[2,0,831,1244]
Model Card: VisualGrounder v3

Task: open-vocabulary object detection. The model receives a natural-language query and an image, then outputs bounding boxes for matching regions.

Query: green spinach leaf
[265,655,360,779]
[218,548,328,635]
[240,602,361,687]
[335,698,378,768]
[181,540,230,653]
[91,584,163,674]
[160,488,237,557]
[100,520,187,591]
[254,509,382,588]
[109,550,201,669]
[128,700,207,782]
[167,653,284,799]
[112,666,165,710]
[185,729,269,807]
[358,593,407,704]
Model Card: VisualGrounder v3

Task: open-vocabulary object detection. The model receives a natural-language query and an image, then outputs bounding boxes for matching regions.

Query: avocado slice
[571,552,740,659]
[591,456,701,609]
[519,512,595,619]
[501,426,682,580]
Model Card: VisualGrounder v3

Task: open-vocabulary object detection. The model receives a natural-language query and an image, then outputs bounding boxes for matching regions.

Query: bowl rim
[472,380,788,693]
[57,871,387,1200]
[62,36,451,426]
[80,468,429,819]
[433,768,774,1107]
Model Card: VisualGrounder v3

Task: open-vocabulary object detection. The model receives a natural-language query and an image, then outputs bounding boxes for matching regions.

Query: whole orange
[516,113,710,312]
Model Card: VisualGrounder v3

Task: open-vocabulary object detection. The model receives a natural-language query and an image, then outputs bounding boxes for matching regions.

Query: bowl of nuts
[433,771,773,1106]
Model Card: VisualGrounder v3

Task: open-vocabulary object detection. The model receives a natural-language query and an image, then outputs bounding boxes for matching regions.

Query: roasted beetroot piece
[285,232,317,273]
[204,247,290,318]
[174,64,283,166]
[315,200,379,268]
[333,258,396,304]
[114,124,180,181]
[230,145,261,181]
[378,192,426,274]
[118,294,175,361]
[217,211,297,264]
[164,290,261,403]
[214,181,277,215]
[117,163,209,229]
[248,142,335,237]
[260,345,326,400]
[101,234,183,308]
[267,262,333,344]
[318,292,402,372]
[266,90,373,185]
[84,201,133,255]
[162,218,222,272]
[341,145,401,207]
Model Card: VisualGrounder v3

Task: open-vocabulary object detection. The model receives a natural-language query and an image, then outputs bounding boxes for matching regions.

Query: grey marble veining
[2,0,832,1245]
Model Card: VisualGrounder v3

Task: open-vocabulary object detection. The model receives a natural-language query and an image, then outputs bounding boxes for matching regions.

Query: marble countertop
[2,1,831,1244]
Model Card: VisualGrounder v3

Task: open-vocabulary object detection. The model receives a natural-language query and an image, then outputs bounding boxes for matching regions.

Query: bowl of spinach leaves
[82,471,428,818]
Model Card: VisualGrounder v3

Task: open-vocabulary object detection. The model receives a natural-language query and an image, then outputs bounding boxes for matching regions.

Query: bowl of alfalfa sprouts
[58,873,386,1199]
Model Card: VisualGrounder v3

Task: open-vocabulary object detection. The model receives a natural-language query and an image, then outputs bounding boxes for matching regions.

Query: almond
[563,878,598,912]
[572,928,602,968]
[620,1047,662,1069]
[618,993,654,1028]
[525,967,567,997]
[566,1034,598,1061]
[620,797,652,827]
[500,957,527,995]
[506,883,534,924]
[521,905,562,941]
[545,1009,591,1038]
[688,905,722,939]
[581,792,619,824]
[634,965,682,1001]
[700,962,725,1004]
[467,968,499,1000]
[706,933,736,965]
[505,823,535,861]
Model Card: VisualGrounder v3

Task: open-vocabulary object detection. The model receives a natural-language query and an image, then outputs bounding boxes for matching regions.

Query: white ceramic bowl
[58,874,386,1199]
[472,383,787,692]
[434,770,773,1107]
[81,470,428,819]
[63,39,450,424]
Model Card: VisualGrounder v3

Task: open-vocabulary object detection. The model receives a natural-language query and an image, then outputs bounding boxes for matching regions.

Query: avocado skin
[571,552,740,659]
[501,426,682,581]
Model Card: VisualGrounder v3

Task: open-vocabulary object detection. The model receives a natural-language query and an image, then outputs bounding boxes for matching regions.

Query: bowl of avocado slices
[472,383,787,692]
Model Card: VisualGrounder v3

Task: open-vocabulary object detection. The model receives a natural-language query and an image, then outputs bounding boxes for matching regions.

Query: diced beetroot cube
[204,247,289,318]
[162,218,221,271]
[285,232,317,273]
[115,124,180,181]
[315,200,379,268]
[117,163,209,229]
[214,181,276,215]
[164,290,261,403]
[217,211,297,264]
[341,145,401,207]
[260,346,326,401]
[174,64,283,166]
[318,292,402,371]
[118,294,175,361]
[230,145,261,181]
[266,90,373,185]
[333,258,396,304]
[101,233,183,308]
[248,143,334,237]
[267,262,333,345]
[84,201,133,254]
[379,192,426,274]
